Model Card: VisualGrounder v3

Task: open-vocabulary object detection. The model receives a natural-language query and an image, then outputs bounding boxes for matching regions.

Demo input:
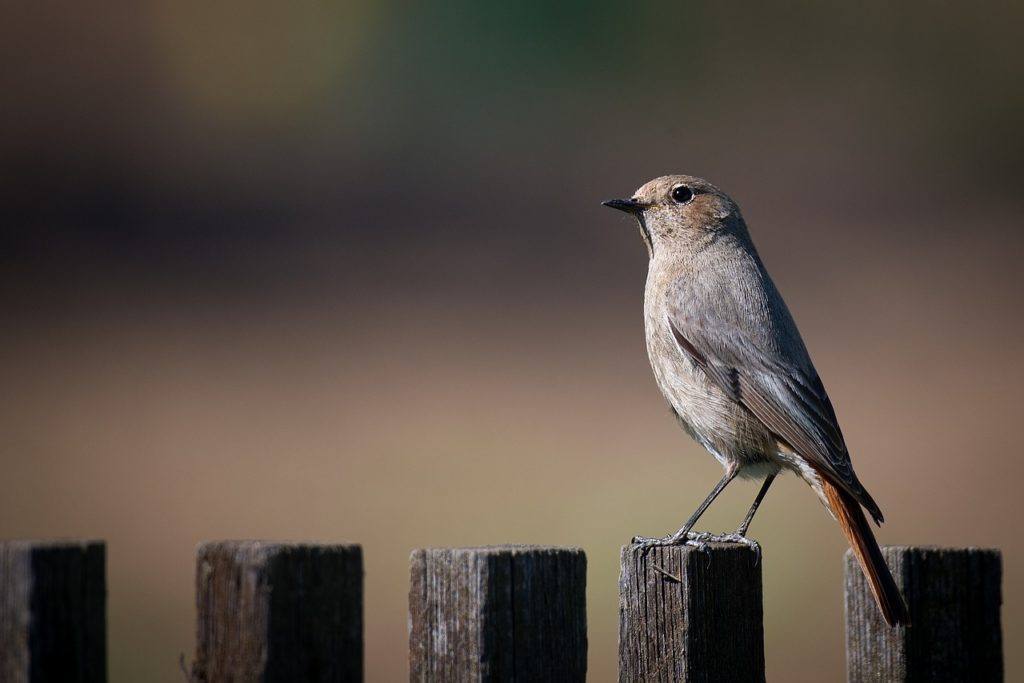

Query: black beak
[602,198,645,214]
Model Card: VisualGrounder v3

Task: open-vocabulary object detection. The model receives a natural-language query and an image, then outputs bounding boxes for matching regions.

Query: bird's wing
[667,306,884,524]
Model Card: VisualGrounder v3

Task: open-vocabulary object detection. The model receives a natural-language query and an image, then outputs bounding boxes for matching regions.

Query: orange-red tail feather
[822,479,909,626]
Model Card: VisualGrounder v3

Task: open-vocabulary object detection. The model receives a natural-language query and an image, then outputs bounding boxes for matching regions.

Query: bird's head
[603,175,746,257]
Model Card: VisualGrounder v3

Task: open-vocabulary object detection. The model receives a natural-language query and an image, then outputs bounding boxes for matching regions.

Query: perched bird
[603,175,908,626]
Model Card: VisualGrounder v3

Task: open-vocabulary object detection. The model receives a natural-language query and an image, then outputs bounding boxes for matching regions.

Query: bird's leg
[684,474,777,562]
[736,473,775,537]
[632,467,739,550]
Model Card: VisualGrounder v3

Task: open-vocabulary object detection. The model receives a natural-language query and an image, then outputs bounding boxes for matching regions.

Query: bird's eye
[671,185,694,204]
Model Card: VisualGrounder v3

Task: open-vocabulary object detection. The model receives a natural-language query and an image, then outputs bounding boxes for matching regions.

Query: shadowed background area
[2,2,1022,680]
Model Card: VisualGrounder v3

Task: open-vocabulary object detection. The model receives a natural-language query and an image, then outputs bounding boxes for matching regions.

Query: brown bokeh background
[3,2,1022,680]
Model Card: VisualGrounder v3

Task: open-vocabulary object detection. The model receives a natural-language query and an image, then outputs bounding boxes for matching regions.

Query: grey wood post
[408,545,587,682]
[192,541,363,682]
[0,539,106,683]
[618,543,765,683]
[845,546,1002,682]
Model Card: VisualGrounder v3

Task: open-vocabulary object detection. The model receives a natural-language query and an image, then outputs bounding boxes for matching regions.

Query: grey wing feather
[668,309,884,525]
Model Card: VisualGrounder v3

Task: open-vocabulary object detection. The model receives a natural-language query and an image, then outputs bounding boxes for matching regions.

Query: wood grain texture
[0,539,106,683]
[845,546,1002,682]
[192,541,363,683]
[408,545,587,682]
[618,543,764,683]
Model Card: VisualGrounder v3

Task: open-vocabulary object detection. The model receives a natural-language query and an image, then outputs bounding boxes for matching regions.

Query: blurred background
[2,1,1022,680]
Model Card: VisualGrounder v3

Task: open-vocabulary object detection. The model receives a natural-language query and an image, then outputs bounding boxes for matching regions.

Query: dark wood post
[408,545,587,682]
[0,539,106,683]
[845,545,1002,682]
[618,543,764,683]
[192,541,363,683]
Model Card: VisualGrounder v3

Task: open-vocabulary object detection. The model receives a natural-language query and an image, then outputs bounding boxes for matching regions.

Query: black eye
[671,185,694,204]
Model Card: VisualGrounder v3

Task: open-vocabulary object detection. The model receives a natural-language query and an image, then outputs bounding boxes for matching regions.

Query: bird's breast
[643,274,776,470]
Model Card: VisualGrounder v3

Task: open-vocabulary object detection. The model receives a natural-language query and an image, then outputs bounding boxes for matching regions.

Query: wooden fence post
[618,543,764,683]
[192,541,363,683]
[0,539,106,683]
[845,545,1002,682]
[408,545,587,682]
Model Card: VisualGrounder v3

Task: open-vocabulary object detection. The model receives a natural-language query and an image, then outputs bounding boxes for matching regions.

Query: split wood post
[192,541,363,683]
[408,545,587,682]
[845,546,1002,682]
[0,539,106,683]
[618,543,764,683]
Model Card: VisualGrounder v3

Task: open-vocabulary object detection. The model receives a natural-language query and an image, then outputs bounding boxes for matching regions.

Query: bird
[603,174,909,627]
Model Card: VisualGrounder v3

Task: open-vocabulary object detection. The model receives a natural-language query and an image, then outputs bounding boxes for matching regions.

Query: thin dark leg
[633,467,739,546]
[736,473,776,536]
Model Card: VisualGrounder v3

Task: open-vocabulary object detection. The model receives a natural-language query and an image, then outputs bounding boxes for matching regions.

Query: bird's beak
[602,198,646,214]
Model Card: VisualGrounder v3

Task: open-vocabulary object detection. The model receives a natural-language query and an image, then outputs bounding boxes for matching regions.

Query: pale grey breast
[643,252,781,473]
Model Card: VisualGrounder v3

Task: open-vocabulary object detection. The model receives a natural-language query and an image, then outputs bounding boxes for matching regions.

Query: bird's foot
[693,531,762,563]
[631,531,761,562]
[631,531,710,553]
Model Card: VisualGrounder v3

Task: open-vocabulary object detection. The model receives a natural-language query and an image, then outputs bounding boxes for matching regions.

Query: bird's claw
[696,532,762,563]
[631,531,710,554]
[631,531,761,563]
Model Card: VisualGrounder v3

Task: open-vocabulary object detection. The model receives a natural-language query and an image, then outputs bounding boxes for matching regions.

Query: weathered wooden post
[845,545,1002,682]
[192,541,363,682]
[0,539,106,683]
[408,545,587,682]
[618,543,764,682]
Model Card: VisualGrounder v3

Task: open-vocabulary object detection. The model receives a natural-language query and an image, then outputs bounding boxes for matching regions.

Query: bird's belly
[646,328,778,475]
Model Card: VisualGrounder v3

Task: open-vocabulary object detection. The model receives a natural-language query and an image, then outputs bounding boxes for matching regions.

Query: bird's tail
[821,479,909,627]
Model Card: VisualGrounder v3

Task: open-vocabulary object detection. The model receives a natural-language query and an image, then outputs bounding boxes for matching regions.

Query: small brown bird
[604,175,908,626]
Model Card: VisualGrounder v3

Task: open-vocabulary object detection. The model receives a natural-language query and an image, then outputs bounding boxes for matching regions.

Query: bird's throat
[636,216,654,257]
